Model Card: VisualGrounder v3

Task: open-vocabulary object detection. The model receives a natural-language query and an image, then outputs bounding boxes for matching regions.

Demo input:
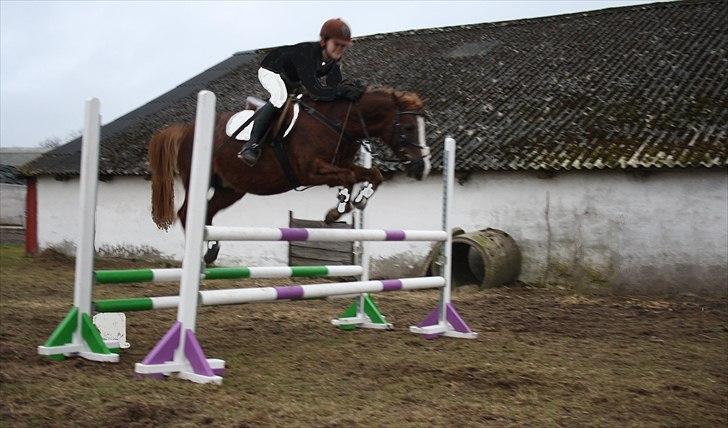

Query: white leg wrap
[336,187,351,213]
[354,182,375,204]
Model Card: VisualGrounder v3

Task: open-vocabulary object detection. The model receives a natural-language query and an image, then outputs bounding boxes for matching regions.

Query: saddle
[224,96,300,143]
[224,96,302,187]
[225,93,355,189]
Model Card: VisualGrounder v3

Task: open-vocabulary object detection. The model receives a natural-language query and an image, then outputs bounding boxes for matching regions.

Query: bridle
[389,109,430,164]
[297,97,430,166]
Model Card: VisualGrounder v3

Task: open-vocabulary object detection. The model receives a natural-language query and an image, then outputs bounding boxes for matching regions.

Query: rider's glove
[336,80,366,101]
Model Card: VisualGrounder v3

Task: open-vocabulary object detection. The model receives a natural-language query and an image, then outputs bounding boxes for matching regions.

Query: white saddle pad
[225,103,300,141]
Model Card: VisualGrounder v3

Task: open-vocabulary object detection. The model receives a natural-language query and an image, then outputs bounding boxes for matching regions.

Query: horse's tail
[148,124,189,230]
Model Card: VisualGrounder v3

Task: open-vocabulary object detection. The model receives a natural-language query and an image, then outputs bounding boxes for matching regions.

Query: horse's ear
[394,91,424,111]
[392,90,406,109]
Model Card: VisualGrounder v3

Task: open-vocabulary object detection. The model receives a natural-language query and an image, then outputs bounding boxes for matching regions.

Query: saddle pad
[225,110,255,141]
[225,103,300,141]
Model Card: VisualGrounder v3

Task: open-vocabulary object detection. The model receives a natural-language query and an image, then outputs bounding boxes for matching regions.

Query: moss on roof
[21,0,728,177]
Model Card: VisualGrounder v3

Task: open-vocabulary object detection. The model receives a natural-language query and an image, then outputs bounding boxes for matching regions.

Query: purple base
[183,329,216,377]
[416,303,474,340]
[137,321,182,379]
[138,321,218,379]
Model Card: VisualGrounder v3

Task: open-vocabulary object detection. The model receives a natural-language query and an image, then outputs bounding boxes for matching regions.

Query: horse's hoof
[203,242,220,265]
[324,209,340,224]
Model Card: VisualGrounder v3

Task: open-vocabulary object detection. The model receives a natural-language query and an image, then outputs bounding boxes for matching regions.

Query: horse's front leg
[323,165,384,224]
[347,165,384,210]
[300,159,358,224]
[325,185,355,224]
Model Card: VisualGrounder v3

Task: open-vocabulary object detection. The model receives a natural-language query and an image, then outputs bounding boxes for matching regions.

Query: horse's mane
[366,86,424,111]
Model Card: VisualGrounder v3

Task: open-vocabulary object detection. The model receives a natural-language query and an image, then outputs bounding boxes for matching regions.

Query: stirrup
[238,143,261,166]
[237,141,258,158]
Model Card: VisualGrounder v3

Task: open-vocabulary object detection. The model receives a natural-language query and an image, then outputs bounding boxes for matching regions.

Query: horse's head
[358,87,431,180]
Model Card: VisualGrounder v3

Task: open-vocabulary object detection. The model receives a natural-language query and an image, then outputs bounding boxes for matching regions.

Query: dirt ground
[1,245,726,427]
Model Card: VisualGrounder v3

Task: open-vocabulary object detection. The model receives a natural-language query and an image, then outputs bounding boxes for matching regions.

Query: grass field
[1,244,726,427]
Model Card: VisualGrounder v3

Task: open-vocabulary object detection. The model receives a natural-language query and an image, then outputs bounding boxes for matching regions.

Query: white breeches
[258,67,288,108]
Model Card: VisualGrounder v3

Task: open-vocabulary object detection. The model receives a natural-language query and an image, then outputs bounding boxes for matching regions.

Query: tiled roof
[0,165,25,185]
[21,0,728,177]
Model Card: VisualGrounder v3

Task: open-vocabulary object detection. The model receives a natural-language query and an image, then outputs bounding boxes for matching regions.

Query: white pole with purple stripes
[205,227,446,242]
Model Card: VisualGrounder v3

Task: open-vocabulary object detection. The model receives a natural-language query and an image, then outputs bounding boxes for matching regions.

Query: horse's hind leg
[203,185,246,265]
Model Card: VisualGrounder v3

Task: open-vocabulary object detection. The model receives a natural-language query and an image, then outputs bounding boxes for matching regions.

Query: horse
[147,86,432,264]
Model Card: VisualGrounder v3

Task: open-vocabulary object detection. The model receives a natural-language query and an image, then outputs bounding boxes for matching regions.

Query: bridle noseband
[390,110,429,164]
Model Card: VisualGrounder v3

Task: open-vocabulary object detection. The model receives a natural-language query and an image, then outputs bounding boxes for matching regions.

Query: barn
[20,1,728,294]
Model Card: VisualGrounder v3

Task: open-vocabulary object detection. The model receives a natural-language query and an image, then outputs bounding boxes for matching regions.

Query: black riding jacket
[260,42,342,101]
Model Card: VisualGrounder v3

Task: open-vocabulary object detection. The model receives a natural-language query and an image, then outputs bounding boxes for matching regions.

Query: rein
[330,102,354,164]
[298,100,426,165]
[298,100,358,146]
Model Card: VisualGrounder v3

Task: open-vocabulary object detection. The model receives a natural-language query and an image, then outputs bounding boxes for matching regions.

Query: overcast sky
[0,0,664,148]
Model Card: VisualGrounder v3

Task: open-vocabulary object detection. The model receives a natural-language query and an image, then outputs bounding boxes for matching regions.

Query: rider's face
[323,39,349,61]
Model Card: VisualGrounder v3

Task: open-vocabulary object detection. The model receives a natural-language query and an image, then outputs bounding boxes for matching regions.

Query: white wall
[37,167,728,293]
[0,183,25,225]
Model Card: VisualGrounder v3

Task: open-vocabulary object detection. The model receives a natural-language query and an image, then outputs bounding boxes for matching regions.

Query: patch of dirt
[1,245,726,427]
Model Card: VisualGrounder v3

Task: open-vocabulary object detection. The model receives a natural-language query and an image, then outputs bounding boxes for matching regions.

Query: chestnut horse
[148,87,432,264]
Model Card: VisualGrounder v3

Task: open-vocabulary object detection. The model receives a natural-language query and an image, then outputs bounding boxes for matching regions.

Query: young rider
[238,18,363,166]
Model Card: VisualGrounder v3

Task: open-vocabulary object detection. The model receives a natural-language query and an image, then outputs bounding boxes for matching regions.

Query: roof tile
[21,0,728,177]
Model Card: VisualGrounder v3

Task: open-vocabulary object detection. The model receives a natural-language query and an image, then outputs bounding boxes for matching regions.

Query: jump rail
[135,91,477,385]
[94,277,445,312]
[204,227,447,242]
[94,265,363,284]
[37,96,365,362]
[36,91,478,384]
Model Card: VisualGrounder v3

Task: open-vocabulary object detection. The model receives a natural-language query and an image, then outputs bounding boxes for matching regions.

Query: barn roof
[21,0,728,178]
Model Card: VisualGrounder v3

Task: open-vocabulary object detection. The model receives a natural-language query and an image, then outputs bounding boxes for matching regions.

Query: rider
[238,18,363,166]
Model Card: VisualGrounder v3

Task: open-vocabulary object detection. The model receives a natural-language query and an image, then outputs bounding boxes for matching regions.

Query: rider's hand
[346,79,366,90]
[336,81,365,101]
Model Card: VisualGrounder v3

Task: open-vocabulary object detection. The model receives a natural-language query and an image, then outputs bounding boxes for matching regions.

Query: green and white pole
[94,265,363,284]
[38,98,120,362]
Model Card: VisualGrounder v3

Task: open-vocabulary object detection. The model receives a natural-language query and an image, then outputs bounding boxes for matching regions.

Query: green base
[42,307,118,360]
[336,294,388,330]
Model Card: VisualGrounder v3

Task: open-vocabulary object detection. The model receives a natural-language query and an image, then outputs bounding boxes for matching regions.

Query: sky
[0,0,666,148]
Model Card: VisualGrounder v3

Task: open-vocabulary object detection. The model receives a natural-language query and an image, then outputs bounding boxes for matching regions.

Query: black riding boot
[237,102,278,166]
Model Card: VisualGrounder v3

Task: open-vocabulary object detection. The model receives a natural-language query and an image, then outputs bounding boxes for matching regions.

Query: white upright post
[439,137,455,320]
[135,90,224,383]
[331,145,392,330]
[353,146,371,282]
[38,97,120,361]
[174,90,215,360]
[331,146,392,329]
[356,147,371,323]
[73,98,101,318]
[410,137,477,339]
